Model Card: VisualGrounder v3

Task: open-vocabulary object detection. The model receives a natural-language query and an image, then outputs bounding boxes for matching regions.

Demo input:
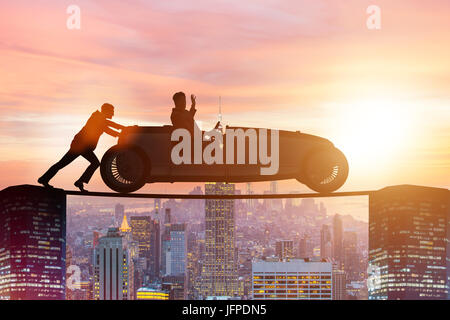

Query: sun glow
[334,99,417,170]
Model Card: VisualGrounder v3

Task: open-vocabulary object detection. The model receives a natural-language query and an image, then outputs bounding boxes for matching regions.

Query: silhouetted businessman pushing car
[38,103,125,192]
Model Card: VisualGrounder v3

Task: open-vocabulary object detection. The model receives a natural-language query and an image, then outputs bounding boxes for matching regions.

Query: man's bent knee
[91,159,100,168]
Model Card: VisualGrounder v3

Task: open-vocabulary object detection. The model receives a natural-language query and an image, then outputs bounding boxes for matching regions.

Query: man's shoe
[38,177,53,188]
[74,181,87,192]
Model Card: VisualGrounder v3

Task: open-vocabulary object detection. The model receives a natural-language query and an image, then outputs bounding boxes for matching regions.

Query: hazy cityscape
[65,181,369,300]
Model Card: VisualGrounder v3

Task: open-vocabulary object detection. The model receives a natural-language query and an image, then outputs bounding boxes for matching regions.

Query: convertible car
[100,125,349,194]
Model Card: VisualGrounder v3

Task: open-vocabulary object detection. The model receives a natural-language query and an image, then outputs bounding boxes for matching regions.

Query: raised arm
[189,94,197,116]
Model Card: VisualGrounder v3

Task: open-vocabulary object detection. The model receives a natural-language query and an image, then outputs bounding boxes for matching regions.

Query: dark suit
[40,111,120,184]
[170,107,197,133]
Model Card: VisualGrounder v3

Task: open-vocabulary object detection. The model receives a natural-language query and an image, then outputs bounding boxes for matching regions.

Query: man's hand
[191,94,196,109]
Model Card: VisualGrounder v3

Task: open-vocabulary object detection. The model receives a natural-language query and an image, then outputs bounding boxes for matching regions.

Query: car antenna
[219,96,222,122]
[217,96,223,132]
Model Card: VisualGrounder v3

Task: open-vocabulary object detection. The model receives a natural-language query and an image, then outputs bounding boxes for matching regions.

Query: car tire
[100,145,149,193]
[299,147,349,193]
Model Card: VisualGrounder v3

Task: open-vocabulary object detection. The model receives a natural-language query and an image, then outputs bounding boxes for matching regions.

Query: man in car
[170,92,198,132]
[38,103,125,191]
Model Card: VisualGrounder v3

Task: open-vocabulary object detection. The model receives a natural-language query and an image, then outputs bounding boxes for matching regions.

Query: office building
[149,219,160,278]
[136,285,169,300]
[120,213,131,233]
[119,213,132,246]
[320,224,332,260]
[130,216,152,258]
[275,240,294,260]
[369,185,449,300]
[115,204,124,226]
[298,236,313,259]
[161,209,171,275]
[130,216,160,278]
[167,223,187,276]
[252,258,332,300]
[332,269,346,300]
[201,182,238,297]
[163,274,186,300]
[343,231,359,281]
[93,228,128,300]
[333,214,343,266]
[0,185,66,300]
[71,280,93,300]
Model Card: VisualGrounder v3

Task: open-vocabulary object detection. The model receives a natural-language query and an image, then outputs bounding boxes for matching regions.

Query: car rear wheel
[299,147,349,193]
[100,146,149,193]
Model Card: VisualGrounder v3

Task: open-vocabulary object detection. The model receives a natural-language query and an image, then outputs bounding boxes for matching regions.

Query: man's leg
[76,150,100,185]
[38,150,79,186]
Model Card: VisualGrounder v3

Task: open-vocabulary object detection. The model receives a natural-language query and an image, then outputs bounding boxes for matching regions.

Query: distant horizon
[5,181,450,222]
[66,182,370,222]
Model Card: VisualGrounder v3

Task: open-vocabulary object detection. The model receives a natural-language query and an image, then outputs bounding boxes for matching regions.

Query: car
[100,124,349,194]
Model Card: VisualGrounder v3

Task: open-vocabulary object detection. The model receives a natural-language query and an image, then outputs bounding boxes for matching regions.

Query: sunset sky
[1,1,449,219]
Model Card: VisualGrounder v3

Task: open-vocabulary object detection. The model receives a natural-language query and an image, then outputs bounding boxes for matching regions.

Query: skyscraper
[115,204,124,226]
[119,213,132,247]
[130,216,151,257]
[120,213,131,233]
[333,214,343,266]
[275,240,294,260]
[65,245,73,300]
[343,231,359,281]
[319,202,327,217]
[130,216,160,279]
[161,209,171,275]
[269,181,282,212]
[246,183,254,212]
[93,231,101,248]
[186,231,204,299]
[188,187,204,220]
[168,223,187,276]
[0,185,66,300]
[298,236,313,259]
[320,224,332,260]
[369,185,449,300]
[149,219,161,278]
[93,228,128,300]
[201,182,238,297]
[154,199,161,214]
[332,269,346,300]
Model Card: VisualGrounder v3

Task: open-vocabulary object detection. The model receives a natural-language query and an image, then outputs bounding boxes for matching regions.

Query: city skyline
[0,0,449,303]
[2,182,448,300]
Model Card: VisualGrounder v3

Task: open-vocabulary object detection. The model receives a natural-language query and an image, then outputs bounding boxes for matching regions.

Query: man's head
[101,103,115,119]
[172,92,186,109]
